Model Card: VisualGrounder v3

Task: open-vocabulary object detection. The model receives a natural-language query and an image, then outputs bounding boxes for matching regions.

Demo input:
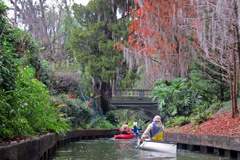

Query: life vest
[133,126,139,133]
[149,122,164,141]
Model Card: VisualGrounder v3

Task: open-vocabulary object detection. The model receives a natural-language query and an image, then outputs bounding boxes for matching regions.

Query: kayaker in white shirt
[140,115,164,142]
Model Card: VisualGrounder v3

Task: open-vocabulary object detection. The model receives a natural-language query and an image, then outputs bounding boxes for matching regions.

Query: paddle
[135,138,145,149]
[135,120,150,149]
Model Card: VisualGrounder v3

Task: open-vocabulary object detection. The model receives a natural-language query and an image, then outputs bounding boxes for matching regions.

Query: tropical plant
[152,78,193,119]
[152,68,221,126]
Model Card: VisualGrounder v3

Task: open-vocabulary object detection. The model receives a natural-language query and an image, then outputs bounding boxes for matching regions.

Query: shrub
[0,3,38,91]
[152,78,194,119]
[0,67,69,139]
[53,94,91,129]
[190,111,212,125]
[51,72,82,94]
[13,67,69,134]
[106,112,118,126]
[0,34,18,91]
[152,69,221,127]
[165,116,190,127]
[0,2,69,140]
[87,116,115,129]
[190,102,222,125]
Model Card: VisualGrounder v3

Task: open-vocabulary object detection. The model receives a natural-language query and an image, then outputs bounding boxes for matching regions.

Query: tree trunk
[231,52,239,118]
[219,68,225,101]
[112,79,116,96]
[232,1,240,117]
[234,0,240,70]
[38,0,52,53]
[13,0,18,26]
[220,83,225,101]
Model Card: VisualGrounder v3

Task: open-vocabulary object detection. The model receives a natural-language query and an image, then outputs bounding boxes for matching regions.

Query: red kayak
[114,133,135,139]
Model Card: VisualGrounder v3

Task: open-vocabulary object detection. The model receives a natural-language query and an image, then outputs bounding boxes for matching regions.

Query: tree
[127,0,240,117]
[9,0,71,62]
[69,0,135,93]
[126,0,194,88]
[193,0,240,117]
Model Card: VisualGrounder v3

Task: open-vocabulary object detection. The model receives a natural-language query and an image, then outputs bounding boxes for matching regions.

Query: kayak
[139,141,176,157]
[114,133,135,139]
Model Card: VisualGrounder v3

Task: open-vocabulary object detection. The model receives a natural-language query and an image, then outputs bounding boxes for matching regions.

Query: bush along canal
[1,129,239,160]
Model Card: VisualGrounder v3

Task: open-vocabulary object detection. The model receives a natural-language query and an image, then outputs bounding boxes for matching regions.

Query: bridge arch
[109,89,159,119]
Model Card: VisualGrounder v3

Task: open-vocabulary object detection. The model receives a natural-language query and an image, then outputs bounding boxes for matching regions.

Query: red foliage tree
[126,0,195,87]
[127,0,240,117]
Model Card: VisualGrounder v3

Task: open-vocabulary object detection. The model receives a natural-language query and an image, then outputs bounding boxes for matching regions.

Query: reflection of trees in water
[54,139,219,160]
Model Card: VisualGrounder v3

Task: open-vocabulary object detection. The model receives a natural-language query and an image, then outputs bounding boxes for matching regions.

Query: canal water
[51,139,227,160]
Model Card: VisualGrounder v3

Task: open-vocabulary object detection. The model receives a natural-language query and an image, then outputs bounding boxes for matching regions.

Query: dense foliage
[152,66,223,127]
[0,1,69,140]
[53,95,91,129]
[4,0,239,138]
[87,116,115,129]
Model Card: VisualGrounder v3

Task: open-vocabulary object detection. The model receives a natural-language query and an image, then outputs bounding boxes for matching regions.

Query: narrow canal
[51,139,227,160]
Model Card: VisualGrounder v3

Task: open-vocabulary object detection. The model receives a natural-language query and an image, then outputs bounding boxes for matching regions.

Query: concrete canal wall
[165,132,240,159]
[0,129,117,160]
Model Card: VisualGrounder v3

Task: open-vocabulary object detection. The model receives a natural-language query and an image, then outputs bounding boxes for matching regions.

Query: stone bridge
[109,89,159,119]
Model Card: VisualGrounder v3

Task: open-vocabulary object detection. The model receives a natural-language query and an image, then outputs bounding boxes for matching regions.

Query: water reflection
[52,139,226,160]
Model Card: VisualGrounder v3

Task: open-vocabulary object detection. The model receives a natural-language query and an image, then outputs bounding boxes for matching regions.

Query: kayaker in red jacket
[140,115,164,142]
[120,122,131,134]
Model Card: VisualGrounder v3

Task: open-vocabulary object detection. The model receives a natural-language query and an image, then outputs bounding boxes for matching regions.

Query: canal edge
[0,129,118,160]
[165,132,240,159]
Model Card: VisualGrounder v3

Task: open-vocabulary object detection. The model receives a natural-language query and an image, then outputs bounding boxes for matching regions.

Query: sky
[4,0,90,7]
[5,0,90,18]
[76,0,90,6]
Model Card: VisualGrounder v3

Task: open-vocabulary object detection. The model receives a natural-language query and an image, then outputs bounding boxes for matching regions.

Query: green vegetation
[68,1,137,93]
[108,110,147,129]
[152,66,224,127]
[87,116,115,129]
[120,69,140,89]
[3,0,237,140]
[0,2,69,140]
[53,94,91,129]
[41,1,140,129]
[0,0,137,139]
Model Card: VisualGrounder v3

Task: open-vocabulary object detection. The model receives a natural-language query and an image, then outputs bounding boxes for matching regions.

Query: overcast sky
[4,0,90,7]
[74,0,89,6]
[4,0,90,17]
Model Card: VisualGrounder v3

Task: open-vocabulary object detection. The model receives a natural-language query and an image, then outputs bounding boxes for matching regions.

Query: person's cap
[133,122,137,126]
[153,115,161,122]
